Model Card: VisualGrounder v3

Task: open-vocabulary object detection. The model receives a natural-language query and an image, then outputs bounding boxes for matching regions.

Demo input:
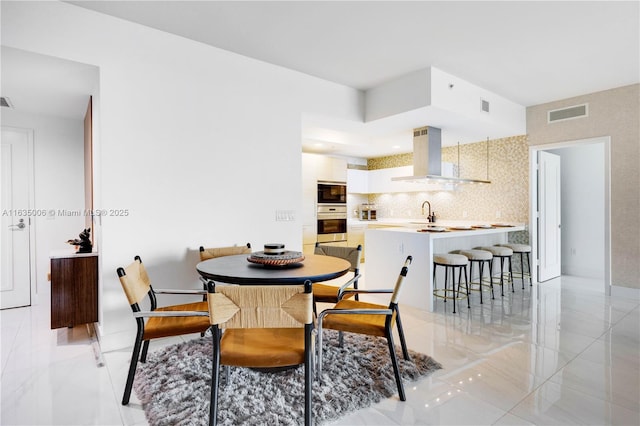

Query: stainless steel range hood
[392,126,491,185]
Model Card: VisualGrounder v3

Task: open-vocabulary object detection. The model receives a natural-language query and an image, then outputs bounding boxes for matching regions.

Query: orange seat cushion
[312,283,355,303]
[143,301,210,340]
[322,299,395,338]
[220,328,305,368]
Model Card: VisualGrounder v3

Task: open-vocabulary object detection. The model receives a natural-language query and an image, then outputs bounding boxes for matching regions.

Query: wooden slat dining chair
[316,255,413,401]
[206,280,314,426]
[116,256,210,405]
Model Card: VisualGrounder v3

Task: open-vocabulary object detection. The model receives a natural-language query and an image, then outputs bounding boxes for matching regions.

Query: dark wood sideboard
[50,251,98,329]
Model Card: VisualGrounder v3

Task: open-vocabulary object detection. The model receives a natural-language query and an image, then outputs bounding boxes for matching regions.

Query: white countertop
[366,223,526,239]
[367,225,526,240]
[50,249,98,259]
[350,217,524,228]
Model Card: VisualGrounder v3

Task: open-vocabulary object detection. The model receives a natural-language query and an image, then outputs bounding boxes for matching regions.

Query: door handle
[8,218,25,230]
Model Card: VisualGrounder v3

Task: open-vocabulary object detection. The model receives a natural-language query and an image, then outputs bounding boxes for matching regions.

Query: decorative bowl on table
[247,244,305,267]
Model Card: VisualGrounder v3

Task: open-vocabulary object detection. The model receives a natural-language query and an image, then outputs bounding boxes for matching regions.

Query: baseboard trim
[611,285,640,300]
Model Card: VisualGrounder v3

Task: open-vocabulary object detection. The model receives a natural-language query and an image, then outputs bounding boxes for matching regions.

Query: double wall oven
[317,181,347,244]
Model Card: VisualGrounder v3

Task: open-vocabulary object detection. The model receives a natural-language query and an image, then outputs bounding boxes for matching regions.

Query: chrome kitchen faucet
[421,200,432,222]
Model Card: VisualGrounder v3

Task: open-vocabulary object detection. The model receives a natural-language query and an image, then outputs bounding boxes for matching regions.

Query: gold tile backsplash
[368,153,413,170]
[367,135,529,243]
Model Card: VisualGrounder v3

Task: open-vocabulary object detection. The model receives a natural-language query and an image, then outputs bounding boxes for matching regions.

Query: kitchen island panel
[364,226,525,311]
[365,228,432,310]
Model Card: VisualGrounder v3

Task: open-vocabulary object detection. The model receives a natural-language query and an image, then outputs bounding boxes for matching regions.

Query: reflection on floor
[1,274,638,425]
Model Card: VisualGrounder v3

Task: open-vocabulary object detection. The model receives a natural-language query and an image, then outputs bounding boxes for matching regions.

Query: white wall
[1,110,86,299]
[549,143,605,279]
[2,1,363,349]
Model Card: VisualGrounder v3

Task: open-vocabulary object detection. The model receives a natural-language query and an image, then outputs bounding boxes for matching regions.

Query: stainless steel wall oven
[316,204,347,244]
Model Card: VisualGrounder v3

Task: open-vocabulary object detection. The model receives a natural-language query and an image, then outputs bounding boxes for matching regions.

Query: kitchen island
[364,224,526,311]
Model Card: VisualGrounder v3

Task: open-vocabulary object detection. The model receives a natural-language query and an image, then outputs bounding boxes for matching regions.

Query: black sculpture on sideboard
[67,228,92,253]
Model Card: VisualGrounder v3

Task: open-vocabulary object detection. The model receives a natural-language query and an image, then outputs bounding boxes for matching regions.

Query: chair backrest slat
[117,257,151,306]
[208,284,312,328]
[313,244,361,273]
[199,243,252,261]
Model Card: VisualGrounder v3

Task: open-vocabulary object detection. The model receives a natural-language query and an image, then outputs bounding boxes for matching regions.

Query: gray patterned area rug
[133,330,441,425]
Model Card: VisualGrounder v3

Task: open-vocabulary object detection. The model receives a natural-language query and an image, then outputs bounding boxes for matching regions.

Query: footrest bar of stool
[433,289,469,301]
[481,277,505,286]
[468,281,493,292]
[511,272,531,278]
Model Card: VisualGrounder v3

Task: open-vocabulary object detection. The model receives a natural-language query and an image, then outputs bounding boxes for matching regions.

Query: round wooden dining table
[196,253,350,285]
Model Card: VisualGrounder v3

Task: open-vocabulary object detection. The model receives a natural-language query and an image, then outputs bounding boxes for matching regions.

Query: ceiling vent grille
[413,128,428,137]
[548,103,588,123]
[0,97,13,109]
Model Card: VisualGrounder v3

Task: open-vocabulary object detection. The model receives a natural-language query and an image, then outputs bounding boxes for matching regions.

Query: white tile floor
[1,273,638,425]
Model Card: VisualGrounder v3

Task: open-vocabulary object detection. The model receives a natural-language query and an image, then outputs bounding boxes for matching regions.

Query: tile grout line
[500,308,627,422]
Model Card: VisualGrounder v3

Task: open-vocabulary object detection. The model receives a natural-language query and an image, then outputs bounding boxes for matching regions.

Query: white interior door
[538,151,562,281]
[1,127,33,309]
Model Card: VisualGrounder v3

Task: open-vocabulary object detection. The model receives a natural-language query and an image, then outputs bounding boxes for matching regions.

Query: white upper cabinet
[366,166,419,193]
[316,155,347,182]
[347,169,368,193]
[350,165,462,194]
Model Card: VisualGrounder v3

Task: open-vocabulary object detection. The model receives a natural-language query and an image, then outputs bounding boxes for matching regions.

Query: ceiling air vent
[413,128,428,137]
[0,97,13,108]
[548,103,588,123]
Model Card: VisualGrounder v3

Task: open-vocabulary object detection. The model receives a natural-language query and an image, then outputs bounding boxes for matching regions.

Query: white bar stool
[452,249,494,303]
[433,253,469,313]
[475,246,514,296]
[497,243,532,288]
